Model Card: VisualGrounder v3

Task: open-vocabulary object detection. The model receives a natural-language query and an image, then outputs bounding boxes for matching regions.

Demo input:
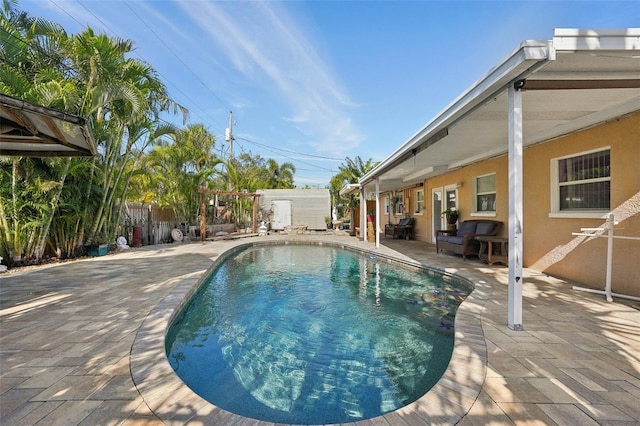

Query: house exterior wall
[411,112,639,297]
[522,113,639,297]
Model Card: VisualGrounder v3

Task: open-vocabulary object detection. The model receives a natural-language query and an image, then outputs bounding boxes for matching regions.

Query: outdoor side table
[477,236,508,266]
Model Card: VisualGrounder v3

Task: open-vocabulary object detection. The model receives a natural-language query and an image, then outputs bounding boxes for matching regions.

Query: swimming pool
[165,244,470,424]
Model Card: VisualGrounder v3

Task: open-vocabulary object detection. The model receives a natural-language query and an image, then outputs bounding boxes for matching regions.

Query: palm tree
[61,26,186,247]
[0,2,76,261]
[265,158,296,189]
[141,124,221,224]
[0,3,186,262]
[329,156,378,233]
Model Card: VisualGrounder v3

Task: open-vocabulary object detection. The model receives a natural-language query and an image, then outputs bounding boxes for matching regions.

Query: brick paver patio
[1,235,638,425]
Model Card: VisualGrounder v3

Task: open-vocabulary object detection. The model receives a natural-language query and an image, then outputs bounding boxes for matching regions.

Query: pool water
[166,244,469,424]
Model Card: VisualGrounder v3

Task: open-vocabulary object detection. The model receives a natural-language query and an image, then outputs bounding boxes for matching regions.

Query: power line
[121,1,232,113]
[52,0,228,133]
[49,0,84,28]
[21,0,342,183]
[235,137,337,173]
[76,0,226,131]
[237,136,344,161]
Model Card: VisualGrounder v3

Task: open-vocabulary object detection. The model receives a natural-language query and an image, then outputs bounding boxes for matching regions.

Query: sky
[18,0,640,188]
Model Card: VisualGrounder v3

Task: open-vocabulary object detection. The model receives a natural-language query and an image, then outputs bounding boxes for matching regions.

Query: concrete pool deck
[1,234,638,425]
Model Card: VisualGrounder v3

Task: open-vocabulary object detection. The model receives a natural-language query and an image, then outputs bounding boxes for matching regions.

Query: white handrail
[571,213,640,303]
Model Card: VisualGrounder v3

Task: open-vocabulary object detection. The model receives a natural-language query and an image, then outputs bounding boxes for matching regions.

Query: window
[552,148,610,212]
[415,190,424,214]
[394,194,404,215]
[384,196,389,215]
[474,174,496,213]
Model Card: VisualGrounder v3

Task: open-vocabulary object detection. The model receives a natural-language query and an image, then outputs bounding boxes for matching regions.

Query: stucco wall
[425,157,509,239]
[411,112,640,296]
[523,113,640,297]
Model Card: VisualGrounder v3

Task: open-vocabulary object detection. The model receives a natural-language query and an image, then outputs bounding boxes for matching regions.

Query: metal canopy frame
[0,94,97,157]
[356,28,640,330]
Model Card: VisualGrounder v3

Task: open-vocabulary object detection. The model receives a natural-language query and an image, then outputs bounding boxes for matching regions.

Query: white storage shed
[257,189,331,231]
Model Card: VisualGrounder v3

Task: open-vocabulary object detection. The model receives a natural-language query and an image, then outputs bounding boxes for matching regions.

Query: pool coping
[130,237,492,425]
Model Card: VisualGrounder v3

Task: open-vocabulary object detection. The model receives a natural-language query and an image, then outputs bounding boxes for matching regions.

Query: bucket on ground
[132,226,142,247]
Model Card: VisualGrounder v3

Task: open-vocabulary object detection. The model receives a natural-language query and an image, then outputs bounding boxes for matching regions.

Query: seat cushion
[444,236,465,244]
[456,221,477,236]
[476,222,497,234]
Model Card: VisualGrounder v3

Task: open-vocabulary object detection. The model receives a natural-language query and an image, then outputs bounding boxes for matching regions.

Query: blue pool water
[166,244,469,424]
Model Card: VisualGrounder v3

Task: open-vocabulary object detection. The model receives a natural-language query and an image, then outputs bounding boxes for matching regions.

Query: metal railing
[572,213,640,302]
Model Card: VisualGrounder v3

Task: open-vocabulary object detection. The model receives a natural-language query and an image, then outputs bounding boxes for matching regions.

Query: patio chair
[384,217,414,239]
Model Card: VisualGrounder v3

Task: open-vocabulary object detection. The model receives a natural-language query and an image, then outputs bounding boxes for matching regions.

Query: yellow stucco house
[353,29,639,323]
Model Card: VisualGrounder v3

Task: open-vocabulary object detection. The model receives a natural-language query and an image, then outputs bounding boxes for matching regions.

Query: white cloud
[177,1,364,156]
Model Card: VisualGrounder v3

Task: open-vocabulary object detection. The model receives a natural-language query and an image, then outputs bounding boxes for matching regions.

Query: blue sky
[20,0,639,187]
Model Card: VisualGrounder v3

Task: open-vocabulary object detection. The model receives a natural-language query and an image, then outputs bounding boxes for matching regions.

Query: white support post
[375,178,380,249]
[508,83,524,331]
[360,187,366,241]
[604,213,614,302]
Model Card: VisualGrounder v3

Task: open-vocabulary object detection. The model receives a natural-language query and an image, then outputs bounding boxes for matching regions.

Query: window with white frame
[474,173,496,213]
[415,189,424,214]
[384,196,389,215]
[552,148,610,212]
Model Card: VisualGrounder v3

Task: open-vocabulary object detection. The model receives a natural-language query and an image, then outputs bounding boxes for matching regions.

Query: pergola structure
[0,93,96,157]
[197,187,261,241]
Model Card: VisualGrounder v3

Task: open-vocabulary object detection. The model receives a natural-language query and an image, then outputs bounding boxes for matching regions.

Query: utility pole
[225,111,234,160]
[225,111,234,191]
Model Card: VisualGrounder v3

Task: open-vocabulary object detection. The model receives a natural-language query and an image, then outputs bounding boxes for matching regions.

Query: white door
[431,186,458,242]
[431,189,443,243]
[271,200,292,230]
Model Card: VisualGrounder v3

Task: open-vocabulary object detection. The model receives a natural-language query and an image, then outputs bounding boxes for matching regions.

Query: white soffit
[360,28,640,194]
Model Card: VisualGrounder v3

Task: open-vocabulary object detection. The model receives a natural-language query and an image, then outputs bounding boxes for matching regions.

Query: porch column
[360,187,366,241]
[508,82,524,331]
[252,195,258,233]
[375,178,380,248]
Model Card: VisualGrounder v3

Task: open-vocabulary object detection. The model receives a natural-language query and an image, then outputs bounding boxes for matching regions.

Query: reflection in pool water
[166,244,469,424]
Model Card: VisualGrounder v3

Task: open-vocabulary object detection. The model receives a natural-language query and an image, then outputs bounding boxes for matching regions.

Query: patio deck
[1,234,638,425]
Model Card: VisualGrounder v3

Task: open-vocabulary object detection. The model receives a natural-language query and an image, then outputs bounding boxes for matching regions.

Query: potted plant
[325,216,332,230]
[442,208,459,227]
[86,233,110,257]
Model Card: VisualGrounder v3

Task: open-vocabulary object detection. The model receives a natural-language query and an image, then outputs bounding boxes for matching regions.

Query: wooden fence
[120,203,179,246]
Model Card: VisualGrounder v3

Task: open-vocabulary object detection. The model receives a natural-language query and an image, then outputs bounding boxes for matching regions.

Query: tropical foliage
[1,1,298,266]
[131,124,220,224]
[328,156,378,220]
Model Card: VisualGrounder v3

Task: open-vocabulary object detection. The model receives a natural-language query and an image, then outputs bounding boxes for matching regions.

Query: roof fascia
[360,40,552,187]
[339,183,361,196]
[552,28,640,51]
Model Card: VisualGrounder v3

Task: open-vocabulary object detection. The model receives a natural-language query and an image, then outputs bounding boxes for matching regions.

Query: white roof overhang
[360,28,640,194]
[339,183,361,196]
[0,93,97,157]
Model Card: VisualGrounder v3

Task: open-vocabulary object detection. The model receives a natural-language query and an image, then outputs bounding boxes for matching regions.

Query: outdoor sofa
[384,217,414,239]
[436,219,502,260]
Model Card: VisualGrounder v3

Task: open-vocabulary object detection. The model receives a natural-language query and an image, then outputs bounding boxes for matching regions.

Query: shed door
[271,200,292,230]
